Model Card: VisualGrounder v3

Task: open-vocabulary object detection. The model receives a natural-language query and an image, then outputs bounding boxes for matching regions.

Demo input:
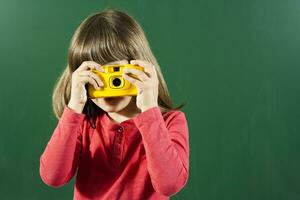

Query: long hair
[52,8,186,128]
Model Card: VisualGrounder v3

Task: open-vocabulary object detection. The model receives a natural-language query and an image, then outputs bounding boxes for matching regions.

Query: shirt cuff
[133,106,164,127]
[59,105,86,125]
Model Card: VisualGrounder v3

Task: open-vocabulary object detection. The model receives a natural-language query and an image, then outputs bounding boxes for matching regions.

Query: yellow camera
[87,64,144,98]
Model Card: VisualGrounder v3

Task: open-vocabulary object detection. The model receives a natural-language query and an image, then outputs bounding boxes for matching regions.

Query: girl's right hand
[68,61,104,113]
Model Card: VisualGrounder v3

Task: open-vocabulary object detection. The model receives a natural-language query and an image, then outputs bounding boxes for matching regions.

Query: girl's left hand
[122,60,159,112]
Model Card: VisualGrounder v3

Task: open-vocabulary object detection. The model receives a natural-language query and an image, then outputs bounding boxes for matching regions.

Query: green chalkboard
[1,0,300,199]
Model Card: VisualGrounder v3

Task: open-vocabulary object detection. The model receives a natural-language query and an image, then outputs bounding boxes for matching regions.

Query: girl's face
[90,59,133,113]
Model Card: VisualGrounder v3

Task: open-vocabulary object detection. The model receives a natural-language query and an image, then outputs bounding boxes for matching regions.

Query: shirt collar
[100,111,136,132]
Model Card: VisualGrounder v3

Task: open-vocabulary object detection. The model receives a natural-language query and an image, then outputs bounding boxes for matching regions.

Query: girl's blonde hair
[52,9,186,128]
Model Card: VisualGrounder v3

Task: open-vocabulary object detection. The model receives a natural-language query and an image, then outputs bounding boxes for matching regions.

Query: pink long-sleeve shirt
[39,105,189,200]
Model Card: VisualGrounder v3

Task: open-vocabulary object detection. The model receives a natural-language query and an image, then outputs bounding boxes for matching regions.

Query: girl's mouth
[104,97,122,101]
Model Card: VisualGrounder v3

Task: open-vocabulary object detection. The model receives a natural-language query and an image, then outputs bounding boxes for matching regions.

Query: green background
[1,0,300,199]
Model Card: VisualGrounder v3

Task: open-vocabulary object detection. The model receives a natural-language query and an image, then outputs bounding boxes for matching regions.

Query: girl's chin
[101,96,127,109]
[101,107,119,112]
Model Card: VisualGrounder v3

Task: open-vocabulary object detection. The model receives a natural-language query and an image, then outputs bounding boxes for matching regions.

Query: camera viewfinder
[113,67,120,72]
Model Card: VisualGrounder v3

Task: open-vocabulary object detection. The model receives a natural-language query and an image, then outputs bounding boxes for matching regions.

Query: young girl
[39,9,189,200]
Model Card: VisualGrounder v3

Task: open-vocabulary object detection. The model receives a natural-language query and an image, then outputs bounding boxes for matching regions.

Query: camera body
[87,64,144,98]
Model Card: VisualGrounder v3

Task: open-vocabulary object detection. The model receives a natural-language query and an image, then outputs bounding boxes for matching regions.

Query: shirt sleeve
[133,106,190,197]
[39,105,86,187]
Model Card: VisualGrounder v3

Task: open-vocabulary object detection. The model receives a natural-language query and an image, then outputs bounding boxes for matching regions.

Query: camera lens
[112,77,121,87]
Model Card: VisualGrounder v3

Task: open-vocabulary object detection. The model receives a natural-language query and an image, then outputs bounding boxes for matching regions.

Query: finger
[79,71,104,87]
[122,73,143,88]
[130,60,156,78]
[77,61,104,72]
[123,68,149,81]
[77,76,101,90]
[78,73,103,89]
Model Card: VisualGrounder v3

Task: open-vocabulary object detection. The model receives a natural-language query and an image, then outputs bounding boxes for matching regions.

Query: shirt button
[117,126,123,133]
